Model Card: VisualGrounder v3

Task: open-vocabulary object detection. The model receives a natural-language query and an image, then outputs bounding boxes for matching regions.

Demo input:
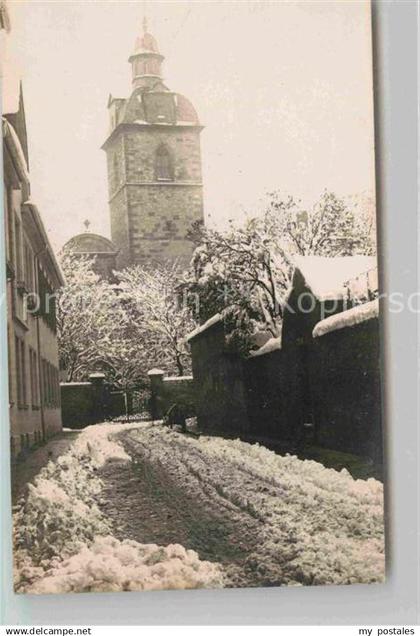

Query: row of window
[5,188,34,290]
[13,336,60,410]
[41,358,60,408]
[5,187,57,332]
[10,430,44,456]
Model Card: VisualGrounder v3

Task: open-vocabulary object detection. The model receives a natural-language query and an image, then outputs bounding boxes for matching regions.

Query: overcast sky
[2,0,375,251]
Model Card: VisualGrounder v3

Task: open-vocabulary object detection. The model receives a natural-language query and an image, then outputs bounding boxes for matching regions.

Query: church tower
[102,19,204,269]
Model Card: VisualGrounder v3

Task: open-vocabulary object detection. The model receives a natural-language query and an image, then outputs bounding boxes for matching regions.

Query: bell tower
[102,19,204,270]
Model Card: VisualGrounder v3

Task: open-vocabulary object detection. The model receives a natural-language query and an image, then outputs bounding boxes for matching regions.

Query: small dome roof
[64,232,117,254]
[175,93,199,125]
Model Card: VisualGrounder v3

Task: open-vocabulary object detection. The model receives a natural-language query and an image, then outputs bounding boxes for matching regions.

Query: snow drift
[13,424,224,594]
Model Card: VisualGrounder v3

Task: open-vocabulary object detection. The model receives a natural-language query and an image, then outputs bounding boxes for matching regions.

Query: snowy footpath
[13,422,385,594]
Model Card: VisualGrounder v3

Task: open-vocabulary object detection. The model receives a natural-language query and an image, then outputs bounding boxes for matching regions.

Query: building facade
[3,86,64,457]
[102,19,204,270]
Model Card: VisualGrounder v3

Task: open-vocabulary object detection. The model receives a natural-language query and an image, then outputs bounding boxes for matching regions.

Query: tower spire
[143,16,148,33]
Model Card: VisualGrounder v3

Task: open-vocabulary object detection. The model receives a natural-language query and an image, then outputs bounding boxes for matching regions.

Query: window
[14,214,23,281]
[40,358,46,406]
[4,186,14,266]
[42,361,59,408]
[15,336,21,405]
[155,144,174,181]
[24,241,35,292]
[38,266,57,332]
[7,326,13,405]
[48,363,52,406]
[29,349,39,408]
[21,341,27,406]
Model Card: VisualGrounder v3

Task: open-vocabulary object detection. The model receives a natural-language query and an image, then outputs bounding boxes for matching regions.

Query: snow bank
[313,299,379,338]
[14,423,224,594]
[127,427,385,586]
[29,536,223,594]
[198,435,385,585]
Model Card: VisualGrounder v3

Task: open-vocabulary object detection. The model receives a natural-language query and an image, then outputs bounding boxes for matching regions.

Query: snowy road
[13,423,385,594]
[102,425,385,588]
[99,429,264,588]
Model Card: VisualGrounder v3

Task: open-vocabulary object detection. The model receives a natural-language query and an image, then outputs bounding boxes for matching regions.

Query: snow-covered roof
[293,255,377,301]
[313,299,379,338]
[185,313,223,342]
[2,117,29,180]
[249,337,281,358]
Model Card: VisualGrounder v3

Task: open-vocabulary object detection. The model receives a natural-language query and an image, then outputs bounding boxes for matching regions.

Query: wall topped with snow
[186,313,223,342]
[189,297,382,467]
[313,299,379,338]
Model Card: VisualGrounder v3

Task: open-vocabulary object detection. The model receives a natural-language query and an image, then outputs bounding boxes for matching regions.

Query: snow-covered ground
[13,422,385,594]
[124,426,385,587]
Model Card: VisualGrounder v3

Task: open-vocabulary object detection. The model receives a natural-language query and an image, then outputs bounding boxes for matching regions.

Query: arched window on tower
[155,144,174,181]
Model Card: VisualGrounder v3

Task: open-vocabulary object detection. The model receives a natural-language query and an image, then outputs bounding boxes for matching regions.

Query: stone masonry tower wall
[102,20,204,269]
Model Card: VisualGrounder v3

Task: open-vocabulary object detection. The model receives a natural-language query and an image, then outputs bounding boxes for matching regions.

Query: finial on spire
[143,16,148,33]
[83,219,91,232]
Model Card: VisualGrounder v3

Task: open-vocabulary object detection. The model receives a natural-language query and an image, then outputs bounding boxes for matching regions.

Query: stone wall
[244,345,304,443]
[189,320,249,436]
[60,382,94,429]
[60,374,123,428]
[309,317,382,462]
[148,370,196,420]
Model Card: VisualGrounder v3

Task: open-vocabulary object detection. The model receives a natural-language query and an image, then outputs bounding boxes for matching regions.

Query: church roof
[104,19,201,146]
[64,232,118,255]
[108,87,199,131]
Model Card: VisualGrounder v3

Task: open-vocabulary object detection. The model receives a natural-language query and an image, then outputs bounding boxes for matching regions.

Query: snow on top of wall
[249,337,282,358]
[293,255,377,301]
[164,375,193,382]
[313,299,379,338]
[60,382,92,386]
[186,313,223,342]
